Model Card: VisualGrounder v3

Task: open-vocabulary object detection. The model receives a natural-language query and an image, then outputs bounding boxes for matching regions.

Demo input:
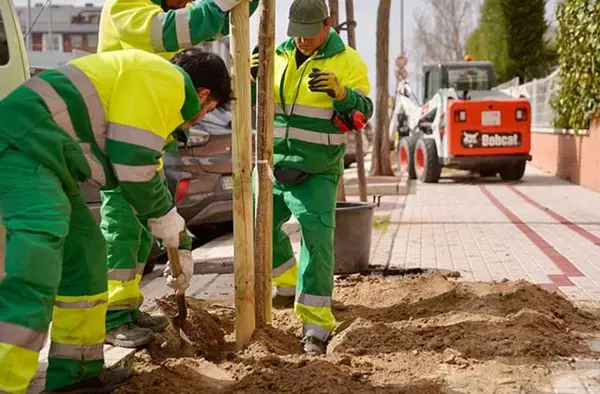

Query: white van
[0,0,29,99]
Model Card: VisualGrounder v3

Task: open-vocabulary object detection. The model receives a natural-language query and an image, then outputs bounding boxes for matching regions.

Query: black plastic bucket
[334,201,377,274]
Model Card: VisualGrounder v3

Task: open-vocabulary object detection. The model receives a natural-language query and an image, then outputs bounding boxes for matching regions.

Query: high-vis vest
[271,29,373,175]
[0,49,200,220]
[98,0,258,60]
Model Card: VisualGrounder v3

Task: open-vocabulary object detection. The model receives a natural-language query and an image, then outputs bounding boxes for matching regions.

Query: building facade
[17,2,230,72]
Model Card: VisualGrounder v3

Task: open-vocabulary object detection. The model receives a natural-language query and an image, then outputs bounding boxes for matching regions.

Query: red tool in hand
[333,110,367,133]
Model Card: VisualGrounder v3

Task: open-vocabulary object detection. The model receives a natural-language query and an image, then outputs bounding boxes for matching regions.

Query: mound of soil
[245,325,304,356]
[155,296,225,358]
[334,273,599,332]
[122,272,600,394]
[330,309,590,360]
[222,358,448,394]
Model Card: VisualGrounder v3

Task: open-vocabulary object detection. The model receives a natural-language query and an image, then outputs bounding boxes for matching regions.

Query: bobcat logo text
[461,131,521,148]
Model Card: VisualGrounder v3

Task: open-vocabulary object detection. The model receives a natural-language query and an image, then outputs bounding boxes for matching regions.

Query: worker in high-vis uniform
[97,0,258,348]
[250,0,373,355]
[0,47,232,393]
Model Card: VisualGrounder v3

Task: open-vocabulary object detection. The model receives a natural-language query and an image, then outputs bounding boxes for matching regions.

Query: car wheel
[414,138,441,183]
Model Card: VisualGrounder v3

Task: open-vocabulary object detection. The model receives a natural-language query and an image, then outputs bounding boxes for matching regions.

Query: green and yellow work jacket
[0,49,200,221]
[98,0,257,157]
[254,29,373,175]
[98,0,258,60]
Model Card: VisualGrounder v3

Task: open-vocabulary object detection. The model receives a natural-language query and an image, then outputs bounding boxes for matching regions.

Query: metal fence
[499,69,561,130]
[495,77,520,90]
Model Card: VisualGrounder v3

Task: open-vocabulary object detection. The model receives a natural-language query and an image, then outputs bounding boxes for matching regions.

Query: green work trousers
[266,172,339,342]
[101,187,154,331]
[0,147,108,393]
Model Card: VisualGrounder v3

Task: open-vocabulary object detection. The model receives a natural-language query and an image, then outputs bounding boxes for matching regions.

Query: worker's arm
[104,70,197,221]
[333,54,374,120]
[217,0,260,37]
[107,0,257,55]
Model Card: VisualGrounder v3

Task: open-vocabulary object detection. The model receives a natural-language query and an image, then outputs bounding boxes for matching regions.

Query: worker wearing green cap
[251,0,373,355]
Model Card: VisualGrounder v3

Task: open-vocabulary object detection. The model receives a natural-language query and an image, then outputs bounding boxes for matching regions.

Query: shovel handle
[167,247,183,278]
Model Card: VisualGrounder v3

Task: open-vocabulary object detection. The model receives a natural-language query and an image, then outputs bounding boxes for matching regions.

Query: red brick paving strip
[508,184,600,246]
[479,185,584,282]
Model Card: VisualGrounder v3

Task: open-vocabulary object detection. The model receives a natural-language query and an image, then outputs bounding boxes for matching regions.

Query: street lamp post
[400,0,404,55]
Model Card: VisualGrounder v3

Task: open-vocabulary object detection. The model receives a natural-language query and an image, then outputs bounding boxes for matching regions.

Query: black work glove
[308,68,346,100]
[250,45,259,82]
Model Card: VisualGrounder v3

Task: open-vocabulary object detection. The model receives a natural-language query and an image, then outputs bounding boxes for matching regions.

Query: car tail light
[454,109,466,122]
[516,108,528,121]
[174,179,190,203]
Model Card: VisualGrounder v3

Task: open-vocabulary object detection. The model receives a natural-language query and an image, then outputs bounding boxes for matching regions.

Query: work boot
[302,334,327,356]
[105,324,154,348]
[272,285,295,308]
[134,311,169,333]
[45,367,133,393]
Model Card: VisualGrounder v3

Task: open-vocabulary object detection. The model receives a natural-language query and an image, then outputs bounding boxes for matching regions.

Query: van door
[0,0,29,99]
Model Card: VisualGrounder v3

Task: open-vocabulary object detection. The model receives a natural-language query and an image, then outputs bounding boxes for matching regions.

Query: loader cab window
[423,68,441,103]
[0,12,9,66]
[447,66,492,91]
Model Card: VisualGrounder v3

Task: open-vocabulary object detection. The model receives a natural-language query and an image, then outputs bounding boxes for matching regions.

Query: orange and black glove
[308,68,347,101]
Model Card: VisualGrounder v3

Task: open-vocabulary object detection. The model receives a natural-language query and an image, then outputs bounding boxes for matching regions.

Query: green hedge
[465,0,548,84]
[551,0,600,130]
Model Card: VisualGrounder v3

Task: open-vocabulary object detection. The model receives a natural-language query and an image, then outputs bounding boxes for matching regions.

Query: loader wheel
[479,169,498,177]
[414,138,441,183]
[398,136,417,179]
[499,160,526,181]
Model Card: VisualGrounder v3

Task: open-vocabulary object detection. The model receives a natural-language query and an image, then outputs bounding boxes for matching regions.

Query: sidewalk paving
[28,164,600,393]
[383,166,600,304]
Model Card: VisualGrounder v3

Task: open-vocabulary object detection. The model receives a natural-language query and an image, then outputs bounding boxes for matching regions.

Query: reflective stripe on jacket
[269,29,373,175]
[0,49,200,220]
[98,0,258,60]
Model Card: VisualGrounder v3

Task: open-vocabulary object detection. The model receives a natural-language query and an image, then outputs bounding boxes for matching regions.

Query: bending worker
[251,0,373,355]
[0,47,232,393]
[98,0,257,347]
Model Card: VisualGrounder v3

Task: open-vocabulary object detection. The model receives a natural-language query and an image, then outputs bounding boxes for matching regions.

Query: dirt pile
[121,272,600,394]
[154,296,226,358]
[222,357,448,394]
[329,309,590,360]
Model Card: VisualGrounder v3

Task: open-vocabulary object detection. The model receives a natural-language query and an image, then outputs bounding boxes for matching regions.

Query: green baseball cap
[287,0,329,37]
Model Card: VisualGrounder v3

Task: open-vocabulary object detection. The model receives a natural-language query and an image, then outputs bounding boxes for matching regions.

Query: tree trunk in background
[371,0,394,176]
[329,0,346,201]
[328,0,339,28]
[345,0,367,202]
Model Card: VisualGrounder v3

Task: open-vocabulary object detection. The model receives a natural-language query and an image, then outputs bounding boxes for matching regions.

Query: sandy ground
[116,272,600,394]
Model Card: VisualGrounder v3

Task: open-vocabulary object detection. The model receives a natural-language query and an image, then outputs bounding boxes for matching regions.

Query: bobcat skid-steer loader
[397,59,532,183]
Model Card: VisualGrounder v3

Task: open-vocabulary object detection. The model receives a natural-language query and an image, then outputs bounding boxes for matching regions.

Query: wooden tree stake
[230,0,255,350]
[254,0,275,327]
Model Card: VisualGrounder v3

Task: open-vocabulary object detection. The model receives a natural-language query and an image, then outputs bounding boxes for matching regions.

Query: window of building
[42,33,63,52]
[0,11,9,66]
[70,34,83,49]
[86,34,98,48]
